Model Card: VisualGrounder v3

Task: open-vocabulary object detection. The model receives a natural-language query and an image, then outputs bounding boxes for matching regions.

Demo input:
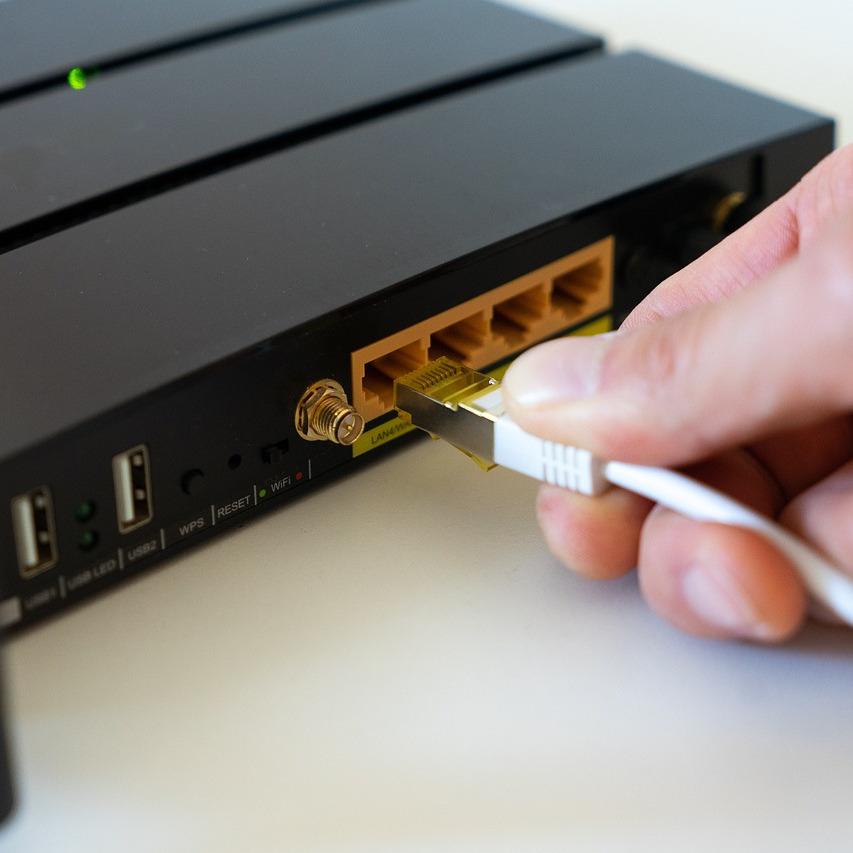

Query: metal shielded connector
[395,358,502,469]
[395,356,609,492]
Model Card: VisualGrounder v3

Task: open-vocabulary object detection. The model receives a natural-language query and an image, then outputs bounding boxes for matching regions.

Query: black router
[0,0,832,637]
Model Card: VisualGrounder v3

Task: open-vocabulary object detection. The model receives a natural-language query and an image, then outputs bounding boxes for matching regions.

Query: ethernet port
[492,283,549,348]
[429,311,491,363]
[551,257,608,321]
[362,340,428,419]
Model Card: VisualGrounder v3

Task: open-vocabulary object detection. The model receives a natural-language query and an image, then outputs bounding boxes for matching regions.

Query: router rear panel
[0,1,834,632]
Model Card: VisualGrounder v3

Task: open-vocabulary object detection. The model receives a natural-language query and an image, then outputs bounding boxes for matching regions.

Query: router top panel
[0,0,367,97]
[0,0,601,234]
[0,50,830,463]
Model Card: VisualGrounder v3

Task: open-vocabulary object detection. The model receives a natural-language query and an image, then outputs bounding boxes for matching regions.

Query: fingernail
[503,335,612,409]
[682,562,771,639]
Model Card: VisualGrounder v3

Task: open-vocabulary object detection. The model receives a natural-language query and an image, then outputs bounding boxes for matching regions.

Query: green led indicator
[68,67,87,90]
[78,530,98,551]
[259,489,267,498]
[75,499,96,522]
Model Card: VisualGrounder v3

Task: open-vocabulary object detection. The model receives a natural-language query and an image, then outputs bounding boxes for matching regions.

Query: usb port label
[112,445,153,533]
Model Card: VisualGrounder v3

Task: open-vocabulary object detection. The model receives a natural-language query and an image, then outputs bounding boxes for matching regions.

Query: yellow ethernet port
[352,236,613,422]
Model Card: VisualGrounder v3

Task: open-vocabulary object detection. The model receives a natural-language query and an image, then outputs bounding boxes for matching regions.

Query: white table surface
[5,2,853,850]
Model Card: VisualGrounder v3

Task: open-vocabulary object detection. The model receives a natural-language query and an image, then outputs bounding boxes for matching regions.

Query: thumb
[502,212,853,467]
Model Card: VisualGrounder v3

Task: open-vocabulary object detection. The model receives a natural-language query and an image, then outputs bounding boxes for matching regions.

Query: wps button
[180,469,205,496]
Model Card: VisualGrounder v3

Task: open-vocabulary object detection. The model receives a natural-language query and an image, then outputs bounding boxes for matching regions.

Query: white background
[5,1,853,850]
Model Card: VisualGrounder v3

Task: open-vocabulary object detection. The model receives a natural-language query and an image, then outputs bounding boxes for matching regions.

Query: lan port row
[354,237,613,421]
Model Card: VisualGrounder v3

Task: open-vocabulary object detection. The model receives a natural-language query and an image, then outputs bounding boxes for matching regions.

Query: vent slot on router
[352,236,613,421]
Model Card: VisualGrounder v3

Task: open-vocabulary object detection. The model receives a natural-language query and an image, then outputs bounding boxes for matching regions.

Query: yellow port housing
[351,236,613,421]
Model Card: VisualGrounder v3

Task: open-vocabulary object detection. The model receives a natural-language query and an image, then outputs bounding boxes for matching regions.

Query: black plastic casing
[0,4,832,634]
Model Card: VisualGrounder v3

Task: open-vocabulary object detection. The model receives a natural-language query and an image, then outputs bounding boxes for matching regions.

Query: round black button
[181,469,205,496]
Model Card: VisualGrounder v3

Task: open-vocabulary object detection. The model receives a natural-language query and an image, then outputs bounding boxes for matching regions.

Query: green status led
[75,499,97,522]
[68,67,87,90]
[78,530,98,551]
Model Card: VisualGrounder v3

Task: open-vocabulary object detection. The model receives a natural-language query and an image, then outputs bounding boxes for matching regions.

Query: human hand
[502,144,853,642]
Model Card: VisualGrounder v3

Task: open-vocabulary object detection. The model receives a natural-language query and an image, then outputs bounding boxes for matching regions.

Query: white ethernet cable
[394,357,853,626]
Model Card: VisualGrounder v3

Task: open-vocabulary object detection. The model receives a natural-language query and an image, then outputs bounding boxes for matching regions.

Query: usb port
[11,486,58,577]
[112,445,153,533]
